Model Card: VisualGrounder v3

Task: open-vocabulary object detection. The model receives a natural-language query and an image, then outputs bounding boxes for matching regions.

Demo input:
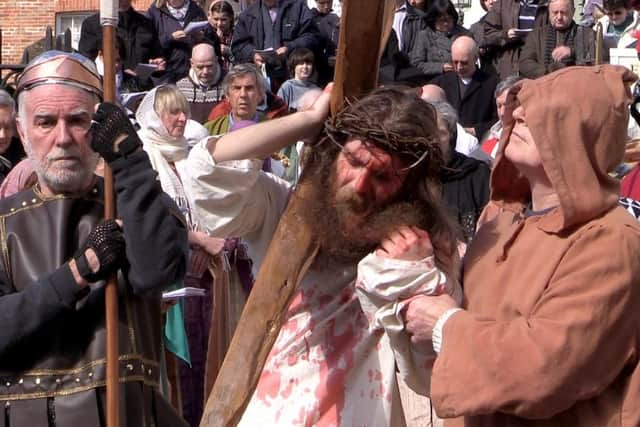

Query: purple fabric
[229,119,257,132]
[224,238,255,294]
[179,270,214,427]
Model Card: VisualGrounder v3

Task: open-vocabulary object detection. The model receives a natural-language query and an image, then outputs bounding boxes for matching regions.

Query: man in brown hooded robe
[404,65,640,427]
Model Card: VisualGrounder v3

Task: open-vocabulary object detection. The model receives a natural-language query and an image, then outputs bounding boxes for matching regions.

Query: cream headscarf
[136,86,195,227]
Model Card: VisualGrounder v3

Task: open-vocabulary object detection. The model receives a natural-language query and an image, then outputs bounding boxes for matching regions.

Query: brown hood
[490,65,637,232]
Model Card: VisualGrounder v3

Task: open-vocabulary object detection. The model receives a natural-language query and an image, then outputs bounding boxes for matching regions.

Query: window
[56,12,94,51]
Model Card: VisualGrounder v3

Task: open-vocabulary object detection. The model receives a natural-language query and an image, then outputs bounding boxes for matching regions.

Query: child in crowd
[276,48,321,112]
[598,0,639,61]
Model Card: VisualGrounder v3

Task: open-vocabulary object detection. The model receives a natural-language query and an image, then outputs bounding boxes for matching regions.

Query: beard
[301,159,430,264]
[24,137,99,194]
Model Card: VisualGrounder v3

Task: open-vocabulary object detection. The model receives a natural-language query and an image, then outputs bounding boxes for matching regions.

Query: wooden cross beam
[199,1,394,425]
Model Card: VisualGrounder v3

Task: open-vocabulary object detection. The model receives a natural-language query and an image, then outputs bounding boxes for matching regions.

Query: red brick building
[0,0,258,66]
[1,0,153,65]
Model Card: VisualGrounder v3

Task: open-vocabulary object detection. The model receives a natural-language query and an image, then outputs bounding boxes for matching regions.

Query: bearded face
[17,85,99,195]
[303,140,431,263]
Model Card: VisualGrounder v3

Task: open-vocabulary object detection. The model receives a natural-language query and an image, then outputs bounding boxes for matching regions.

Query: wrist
[69,258,89,288]
[432,307,463,354]
[73,249,101,284]
[301,109,326,136]
[188,230,202,246]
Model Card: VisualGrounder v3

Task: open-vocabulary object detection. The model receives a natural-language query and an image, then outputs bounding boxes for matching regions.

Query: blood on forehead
[341,139,410,174]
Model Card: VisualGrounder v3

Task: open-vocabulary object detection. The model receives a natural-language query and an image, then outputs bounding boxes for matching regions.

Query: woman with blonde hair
[136,84,224,426]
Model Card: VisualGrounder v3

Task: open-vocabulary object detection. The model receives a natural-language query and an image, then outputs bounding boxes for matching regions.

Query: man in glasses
[187,86,462,425]
[519,0,596,77]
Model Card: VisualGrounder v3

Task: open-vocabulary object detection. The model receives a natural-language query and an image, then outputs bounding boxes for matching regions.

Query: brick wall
[1,0,153,65]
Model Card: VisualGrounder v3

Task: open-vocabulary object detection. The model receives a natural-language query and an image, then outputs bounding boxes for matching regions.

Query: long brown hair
[303,86,462,280]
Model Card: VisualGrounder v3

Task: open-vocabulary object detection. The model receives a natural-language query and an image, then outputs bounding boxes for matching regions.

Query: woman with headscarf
[136,85,224,426]
[410,0,470,80]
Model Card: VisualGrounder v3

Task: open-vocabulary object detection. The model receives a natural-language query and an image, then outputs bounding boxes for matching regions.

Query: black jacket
[400,4,429,56]
[380,29,431,86]
[0,150,188,425]
[519,21,596,78]
[312,8,339,57]
[470,14,500,75]
[146,1,208,82]
[0,137,26,186]
[432,68,499,139]
[441,150,491,240]
[231,0,320,65]
[78,8,161,71]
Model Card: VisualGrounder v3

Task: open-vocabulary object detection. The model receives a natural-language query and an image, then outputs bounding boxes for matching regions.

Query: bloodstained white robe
[186,141,461,426]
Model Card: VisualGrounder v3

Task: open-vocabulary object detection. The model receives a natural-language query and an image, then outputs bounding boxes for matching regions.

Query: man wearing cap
[404,65,640,426]
[0,51,188,426]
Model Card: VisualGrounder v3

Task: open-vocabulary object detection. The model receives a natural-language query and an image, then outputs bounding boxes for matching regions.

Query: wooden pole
[100,1,119,425]
[199,1,391,426]
[595,22,603,66]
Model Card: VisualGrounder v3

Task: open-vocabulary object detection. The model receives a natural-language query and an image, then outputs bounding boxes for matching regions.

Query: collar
[188,66,221,89]
[229,112,260,126]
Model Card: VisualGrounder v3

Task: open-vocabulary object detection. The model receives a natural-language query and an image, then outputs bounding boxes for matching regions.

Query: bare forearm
[209,85,331,163]
[209,110,324,162]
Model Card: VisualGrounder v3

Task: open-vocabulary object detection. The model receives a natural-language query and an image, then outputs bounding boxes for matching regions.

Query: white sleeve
[185,139,291,241]
[355,252,454,396]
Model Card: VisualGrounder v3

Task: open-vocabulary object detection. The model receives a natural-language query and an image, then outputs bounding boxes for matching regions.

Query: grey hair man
[204,63,267,135]
[0,89,26,167]
[2,50,188,426]
[430,100,491,240]
[0,90,16,154]
[519,0,595,78]
[481,74,523,160]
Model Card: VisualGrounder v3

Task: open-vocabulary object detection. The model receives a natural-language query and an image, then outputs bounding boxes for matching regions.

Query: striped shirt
[518,0,539,32]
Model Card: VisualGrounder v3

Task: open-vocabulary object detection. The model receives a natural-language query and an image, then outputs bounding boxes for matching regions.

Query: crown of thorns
[322,100,443,173]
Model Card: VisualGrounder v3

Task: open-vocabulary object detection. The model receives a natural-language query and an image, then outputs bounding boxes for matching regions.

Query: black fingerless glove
[90,102,141,163]
[74,219,126,283]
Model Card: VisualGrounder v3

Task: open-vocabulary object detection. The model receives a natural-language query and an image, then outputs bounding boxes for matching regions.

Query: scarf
[544,22,576,68]
[188,65,221,90]
[136,87,195,227]
[167,0,190,26]
[609,13,634,38]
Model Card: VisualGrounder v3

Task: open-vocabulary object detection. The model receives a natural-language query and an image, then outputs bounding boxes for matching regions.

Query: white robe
[186,141,462,426]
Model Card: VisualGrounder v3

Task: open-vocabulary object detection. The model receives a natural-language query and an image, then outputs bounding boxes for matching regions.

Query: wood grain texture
[199,1,392,425]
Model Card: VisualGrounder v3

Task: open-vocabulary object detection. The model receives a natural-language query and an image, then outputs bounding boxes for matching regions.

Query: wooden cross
[199,1,395,425]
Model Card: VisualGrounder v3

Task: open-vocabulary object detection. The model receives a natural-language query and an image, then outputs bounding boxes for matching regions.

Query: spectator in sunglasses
[597,0,640,61]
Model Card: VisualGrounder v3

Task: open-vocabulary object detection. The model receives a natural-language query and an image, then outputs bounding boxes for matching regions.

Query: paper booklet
[184,20,209,34]
[255,48,277,56]
[162,287,206,300]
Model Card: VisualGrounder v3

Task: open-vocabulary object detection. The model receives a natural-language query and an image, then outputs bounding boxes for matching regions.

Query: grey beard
[23,136,99,194]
